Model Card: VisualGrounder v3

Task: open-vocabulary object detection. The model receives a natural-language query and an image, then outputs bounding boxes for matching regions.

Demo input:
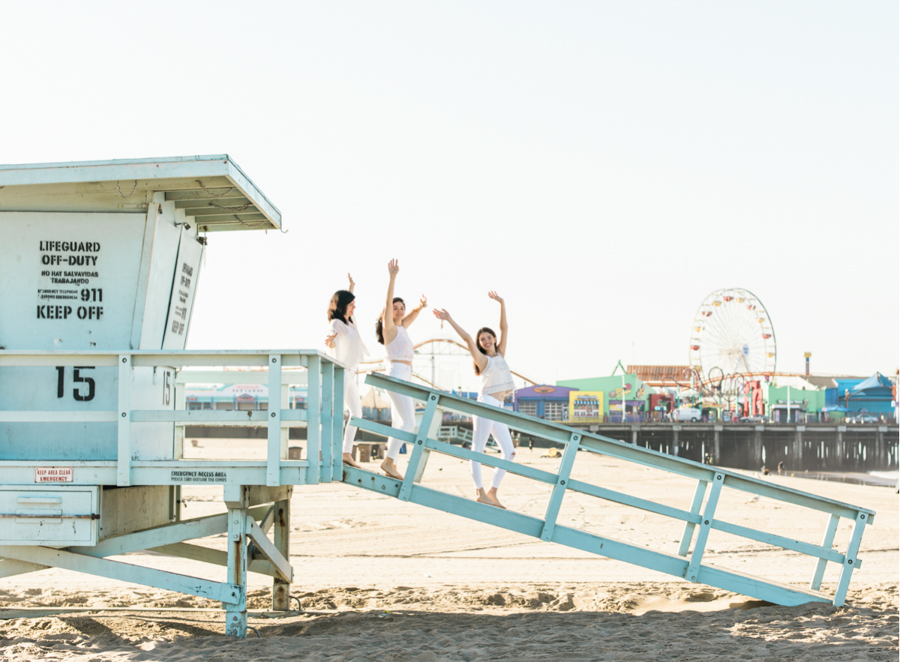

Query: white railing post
[174,373,186,460]
[686,472,723,582]
[266,354,282,487]
[306,355,320,485]
[332,364,344,481]
[321,360,334,483]
[117,354,132,486]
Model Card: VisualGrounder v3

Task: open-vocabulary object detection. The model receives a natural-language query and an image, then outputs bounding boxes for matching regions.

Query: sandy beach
[1,444,897,660]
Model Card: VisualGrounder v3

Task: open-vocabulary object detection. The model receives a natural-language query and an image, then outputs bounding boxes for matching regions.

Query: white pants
[471,393,516,490]
[385,362,415,460]
[342,368,362,454]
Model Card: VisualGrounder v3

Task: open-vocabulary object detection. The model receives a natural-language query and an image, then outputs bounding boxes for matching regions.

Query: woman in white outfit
[375,259,427,480]
[325,274,369,469]
[433,292,515,509]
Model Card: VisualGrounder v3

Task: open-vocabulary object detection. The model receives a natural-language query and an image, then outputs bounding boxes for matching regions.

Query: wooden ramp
[347,373,876,607]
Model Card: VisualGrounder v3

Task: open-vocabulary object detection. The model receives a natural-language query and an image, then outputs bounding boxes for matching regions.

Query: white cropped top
[480,353,515,396]
[386,325,415,362]
[329,317,369,369]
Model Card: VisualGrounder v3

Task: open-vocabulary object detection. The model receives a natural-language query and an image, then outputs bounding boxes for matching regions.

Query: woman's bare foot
[486,487,506,509]
[342,452,362,469]
[475,488,499,507]
[380,458,404,480]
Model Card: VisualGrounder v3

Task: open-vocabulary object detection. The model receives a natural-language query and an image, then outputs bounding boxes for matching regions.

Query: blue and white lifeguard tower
[0,156,877,638]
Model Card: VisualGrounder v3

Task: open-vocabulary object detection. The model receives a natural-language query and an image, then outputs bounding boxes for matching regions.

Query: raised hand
[432,308,451,321]
[417,294,428,310]
[324,331,337,348]
[488,291,504,304]
[347,273,355,291]
[388,259,399,276]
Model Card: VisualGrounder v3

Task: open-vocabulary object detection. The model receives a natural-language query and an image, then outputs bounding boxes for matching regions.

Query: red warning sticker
[34,467,73,483]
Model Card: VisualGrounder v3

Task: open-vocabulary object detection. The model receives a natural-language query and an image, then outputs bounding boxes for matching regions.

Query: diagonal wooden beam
[246,518,292,583]
[0,545,242,604]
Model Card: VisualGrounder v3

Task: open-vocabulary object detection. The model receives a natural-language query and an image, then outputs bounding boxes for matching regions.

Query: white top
[385,325,415,362]
[480,353,515,396]
[329,317,369,369]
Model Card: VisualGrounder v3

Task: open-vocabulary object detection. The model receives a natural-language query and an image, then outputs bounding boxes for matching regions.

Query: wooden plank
[173,197,252,209]
[712,519,844,563]
[540,432,580,542]
[678,481,708,556]
[267,355,282,487]
[320,360,334,484]
[306,356,320,485]
[833,511,870,606]
[398,394,439,501]
[246,517,292,583]
[272,498,291,610]
[567,478,701,525]
[0,545,242,605]
[686,473,723,582]
[810,514,840,590]
[332,367,344,481]
[117,355,132,487]
[148,543,280,579]
[225,507,249,635]
[0,411,117,422]
[129,202,159,349]
[696,564,829,606]
[175,371,308,385]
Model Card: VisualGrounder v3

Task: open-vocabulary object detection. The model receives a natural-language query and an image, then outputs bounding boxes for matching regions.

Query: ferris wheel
[689,288,776,381]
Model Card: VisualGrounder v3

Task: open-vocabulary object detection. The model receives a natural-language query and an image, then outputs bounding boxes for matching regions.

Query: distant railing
[436,425,473,445]
[0,350,344,488]
[351,373,875,607]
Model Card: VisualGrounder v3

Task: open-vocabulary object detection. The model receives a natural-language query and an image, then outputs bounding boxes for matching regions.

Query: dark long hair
[473,327,497,375]
[327,290,355,324]
[375,297,405,345]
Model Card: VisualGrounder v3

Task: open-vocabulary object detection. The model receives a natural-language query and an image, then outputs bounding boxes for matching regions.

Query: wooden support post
[306,355,321,485]
[332,367,344,481]
[833,511,869,606]
[398,393,439,501]
[267,354,282,487]
[810,514,839,591]
[754,427,763,465]
[795,428,803,464]
[117,354,132,486]
[672,427,679,457]
[678,480,708,556]
[321,360,334,483]
[713,426,721,462]
[686,472,723,582]
[540,432,580,542]
[272,497,292,611]
[225,503,249,637]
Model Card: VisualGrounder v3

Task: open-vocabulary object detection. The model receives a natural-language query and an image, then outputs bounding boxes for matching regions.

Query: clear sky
[2,1,897,389]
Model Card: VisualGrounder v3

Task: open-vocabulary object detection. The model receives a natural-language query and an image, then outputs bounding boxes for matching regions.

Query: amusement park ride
[0,156,876,637]
[686,288,778,418]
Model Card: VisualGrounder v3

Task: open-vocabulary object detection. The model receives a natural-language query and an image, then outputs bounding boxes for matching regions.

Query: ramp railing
[0,350,344,488]
[348,373,875,607]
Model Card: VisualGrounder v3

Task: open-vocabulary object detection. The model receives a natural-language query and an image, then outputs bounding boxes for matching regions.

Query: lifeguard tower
[0,156,876,638]
[0,156,346,636]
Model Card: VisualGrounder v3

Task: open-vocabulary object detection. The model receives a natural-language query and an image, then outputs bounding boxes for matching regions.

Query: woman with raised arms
[325,273,369,469]
[375,259,427,480]
[433,292,515,508]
